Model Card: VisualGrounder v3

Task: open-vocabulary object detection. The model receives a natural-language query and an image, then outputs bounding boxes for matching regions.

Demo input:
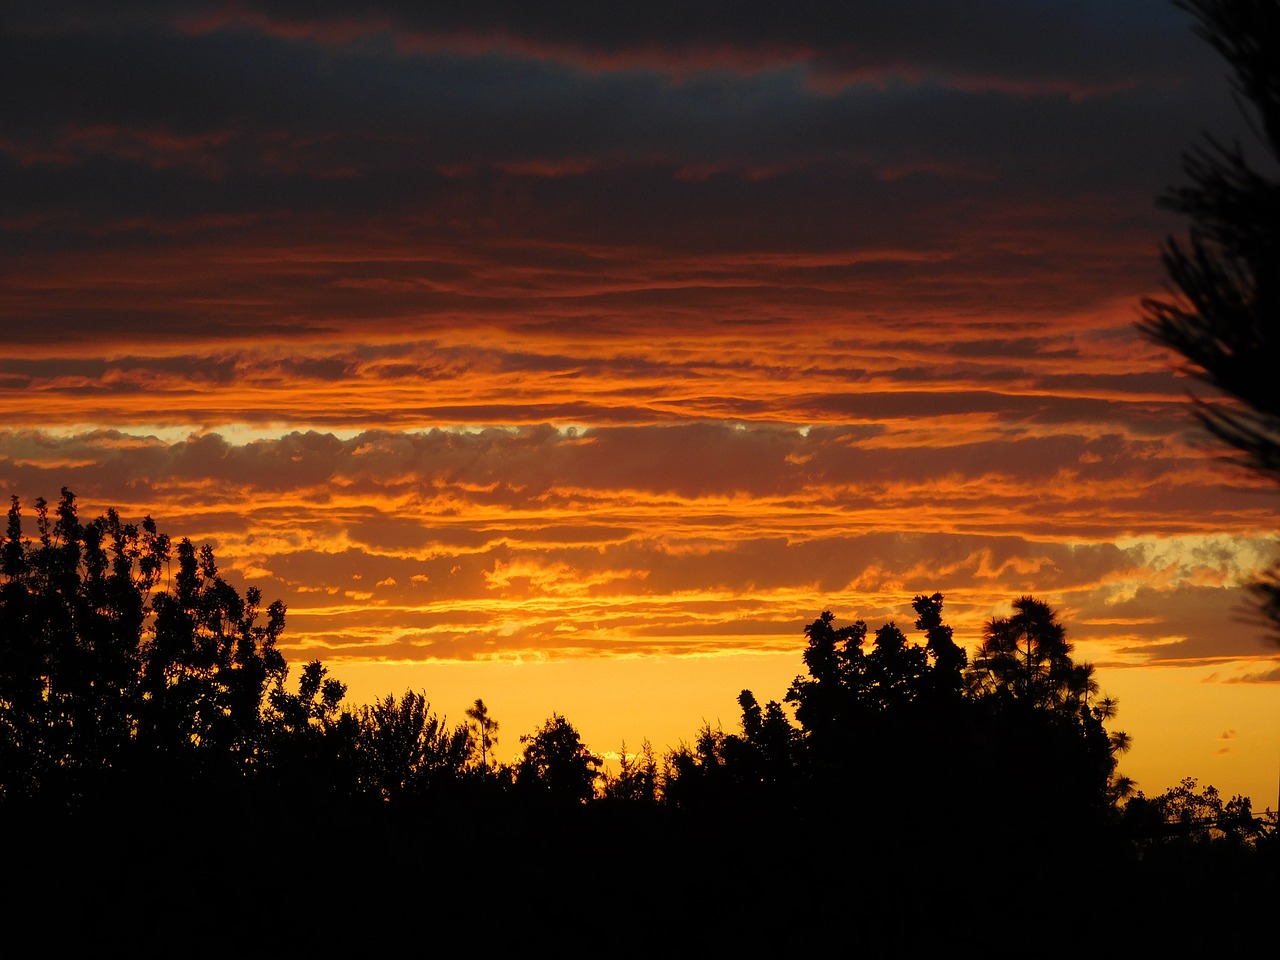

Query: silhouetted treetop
[356,689,471,802]
[0,490,348,810]
[515,712,601,804]
[466,697,499,772]
[763,593,1133,836]
[785,593,969,742]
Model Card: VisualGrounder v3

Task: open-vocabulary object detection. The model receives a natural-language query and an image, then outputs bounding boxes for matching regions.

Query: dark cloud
[1,0,1244,288]
[1221,663,1280,684]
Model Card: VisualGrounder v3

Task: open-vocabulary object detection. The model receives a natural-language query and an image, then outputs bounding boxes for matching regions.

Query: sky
[2,1,1278,807]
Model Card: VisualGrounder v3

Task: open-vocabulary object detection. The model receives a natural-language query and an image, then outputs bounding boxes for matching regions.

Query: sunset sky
[2,1,1277,806]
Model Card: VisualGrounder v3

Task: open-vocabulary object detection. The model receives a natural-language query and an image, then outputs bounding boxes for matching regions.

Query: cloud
[2,425,1274,669]
[1222,664,1280,684]
[1,0,1247,369]
[1,3,1272,682]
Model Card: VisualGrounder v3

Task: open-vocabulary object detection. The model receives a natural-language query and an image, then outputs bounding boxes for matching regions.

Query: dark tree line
[0,490,604,820]
[1,491,1273,952]
[5,491,1268,845]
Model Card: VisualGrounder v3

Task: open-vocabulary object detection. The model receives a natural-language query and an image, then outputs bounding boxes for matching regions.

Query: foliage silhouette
[1,490,166,806]
[2,492,1273,951]
[971,596,1131,811]
[758,593,1131,849]
[602,738,659,804]
[262,659,362,811]
[1141,0,1280,482]
[0,489,356,815]
[1124,776,1263,845]
[514,712,601,805]
[356,689,472,804]
[465,696,499,771]
[1139,0,1280,638]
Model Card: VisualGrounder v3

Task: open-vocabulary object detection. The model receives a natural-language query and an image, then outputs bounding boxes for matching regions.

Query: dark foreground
[4,802,1275,957]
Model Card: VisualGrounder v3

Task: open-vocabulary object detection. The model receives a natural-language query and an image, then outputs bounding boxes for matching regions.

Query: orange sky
[1,1,1277,807]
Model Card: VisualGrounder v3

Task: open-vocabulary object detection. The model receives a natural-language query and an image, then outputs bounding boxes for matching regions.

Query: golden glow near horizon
[2,2,1277,807]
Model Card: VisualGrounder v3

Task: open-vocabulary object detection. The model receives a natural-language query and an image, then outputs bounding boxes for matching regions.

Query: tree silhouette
[967,597,1128,828]
[140,537,292,788]
[515,713,601,804]
[0,490,349,813]
[1138,0,1280,637]
[603,738,658,803]
[263,659,360,810]
[786,593,970,738]
[970,595,1087,709]
[356,689,471,803]
[1141,0,1280,481]
[659,722,735,814]
[1124,776,1265,845]
[715,690,798,808]
[0,490,174,805]
[912,591,968,702]
[465,697,499,771]
[777,593,1133,841]
[784,610,866,745]
[735,689,796,774]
